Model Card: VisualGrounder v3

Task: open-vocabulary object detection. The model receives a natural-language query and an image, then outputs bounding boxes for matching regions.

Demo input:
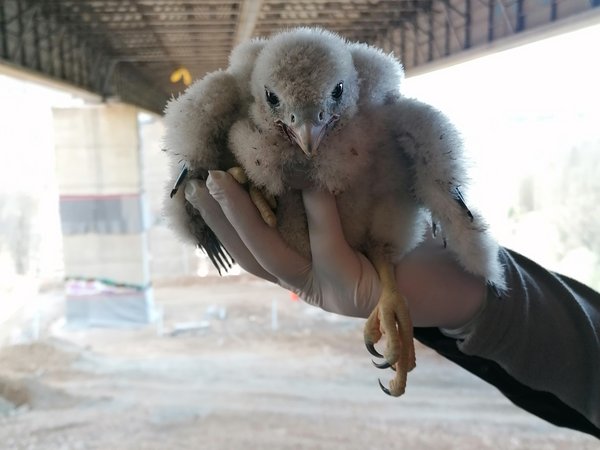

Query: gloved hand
[184,170,381,317]
[184,170,487,327]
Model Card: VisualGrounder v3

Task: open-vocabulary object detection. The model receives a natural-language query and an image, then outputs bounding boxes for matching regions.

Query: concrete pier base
[53,103,154,326]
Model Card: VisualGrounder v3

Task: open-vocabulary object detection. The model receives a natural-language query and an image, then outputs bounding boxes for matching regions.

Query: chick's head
[251,28,359,158]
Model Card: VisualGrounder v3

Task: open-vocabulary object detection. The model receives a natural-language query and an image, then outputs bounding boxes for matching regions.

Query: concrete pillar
[53,103,155,326]
[138,113,200,279]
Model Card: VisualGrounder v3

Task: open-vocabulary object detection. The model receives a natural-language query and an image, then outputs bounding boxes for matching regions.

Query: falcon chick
[163,28,505,397]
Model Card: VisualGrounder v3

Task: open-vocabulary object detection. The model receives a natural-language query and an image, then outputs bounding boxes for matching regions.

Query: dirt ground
[0,277,598,450]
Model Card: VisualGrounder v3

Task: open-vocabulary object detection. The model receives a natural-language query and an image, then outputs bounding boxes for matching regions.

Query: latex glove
[184,170,486,327]
[184,170,381,317]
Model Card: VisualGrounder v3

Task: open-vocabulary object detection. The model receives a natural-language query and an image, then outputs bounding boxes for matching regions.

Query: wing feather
[162,69,246,274]
[388,97,506,290]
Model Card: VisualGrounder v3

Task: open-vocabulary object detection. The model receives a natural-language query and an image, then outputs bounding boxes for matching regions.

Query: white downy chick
[163,27,505,396]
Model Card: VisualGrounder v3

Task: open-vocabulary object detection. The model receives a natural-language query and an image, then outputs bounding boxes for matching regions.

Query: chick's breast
[318,108,427,260]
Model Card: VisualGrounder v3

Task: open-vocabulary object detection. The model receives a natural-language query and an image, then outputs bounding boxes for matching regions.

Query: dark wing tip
[200,227,234,276]
[453,186,474,221]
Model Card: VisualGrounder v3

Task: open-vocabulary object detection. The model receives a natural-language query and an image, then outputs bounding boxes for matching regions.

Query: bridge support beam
[53,103,155,327]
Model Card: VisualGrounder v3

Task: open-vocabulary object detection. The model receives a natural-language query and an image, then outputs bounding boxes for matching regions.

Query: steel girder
[0,0,597,114]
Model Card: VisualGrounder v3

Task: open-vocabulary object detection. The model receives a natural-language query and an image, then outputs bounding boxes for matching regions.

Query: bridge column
[53,103,155,326]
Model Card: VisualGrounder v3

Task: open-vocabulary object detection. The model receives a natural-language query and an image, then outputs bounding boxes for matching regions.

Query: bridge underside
[1,0,598,113]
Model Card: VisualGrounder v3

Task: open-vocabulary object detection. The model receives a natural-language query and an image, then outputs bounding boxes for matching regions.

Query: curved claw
[378,379,391,396]
[365,342,384,358]
[372,359,391,369]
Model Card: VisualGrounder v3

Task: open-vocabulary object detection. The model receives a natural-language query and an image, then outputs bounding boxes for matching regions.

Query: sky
[402,21,600,286]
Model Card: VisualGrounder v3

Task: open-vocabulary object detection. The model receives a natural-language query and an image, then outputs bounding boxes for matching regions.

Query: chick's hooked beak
[276,112,339,159]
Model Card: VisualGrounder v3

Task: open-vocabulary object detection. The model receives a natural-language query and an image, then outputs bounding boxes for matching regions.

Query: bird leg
[226,167,277,227]
[364,252,415,397]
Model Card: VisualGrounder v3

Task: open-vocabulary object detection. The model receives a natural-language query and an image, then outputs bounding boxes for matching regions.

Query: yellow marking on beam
[170,67,192,86]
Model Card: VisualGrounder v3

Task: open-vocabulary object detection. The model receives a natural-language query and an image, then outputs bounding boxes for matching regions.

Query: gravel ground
[0,277,598,450]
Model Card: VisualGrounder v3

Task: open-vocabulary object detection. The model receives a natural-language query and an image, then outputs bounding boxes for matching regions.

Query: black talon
[378,379,392,396]
[170,165,189,198]
[365,342,384,358]
[372,359,391,369]
[432,221,438,237]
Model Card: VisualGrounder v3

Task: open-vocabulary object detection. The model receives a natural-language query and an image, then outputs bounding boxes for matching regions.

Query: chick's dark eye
[331,82,343,99]
[265,88,280,107]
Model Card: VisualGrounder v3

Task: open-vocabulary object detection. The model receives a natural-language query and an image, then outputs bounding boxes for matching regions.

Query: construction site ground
[0,276,598,450]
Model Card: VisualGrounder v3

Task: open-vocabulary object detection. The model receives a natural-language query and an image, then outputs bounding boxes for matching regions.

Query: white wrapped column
[53,103,154,326]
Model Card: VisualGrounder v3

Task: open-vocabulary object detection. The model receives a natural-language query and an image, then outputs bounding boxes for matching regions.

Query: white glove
[184,170,381,317]
[184,170,487,327]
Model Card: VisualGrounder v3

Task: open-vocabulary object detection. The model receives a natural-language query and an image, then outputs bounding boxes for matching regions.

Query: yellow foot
[227,167,277,227]
[364,290,415,397]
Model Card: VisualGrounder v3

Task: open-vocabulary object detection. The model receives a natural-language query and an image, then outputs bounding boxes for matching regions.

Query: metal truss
[0,0,170,113]
[0,0,597,114]
[373,0,599,70]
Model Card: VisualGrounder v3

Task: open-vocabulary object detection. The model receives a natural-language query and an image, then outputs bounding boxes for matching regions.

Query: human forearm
[450,248,600,428]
